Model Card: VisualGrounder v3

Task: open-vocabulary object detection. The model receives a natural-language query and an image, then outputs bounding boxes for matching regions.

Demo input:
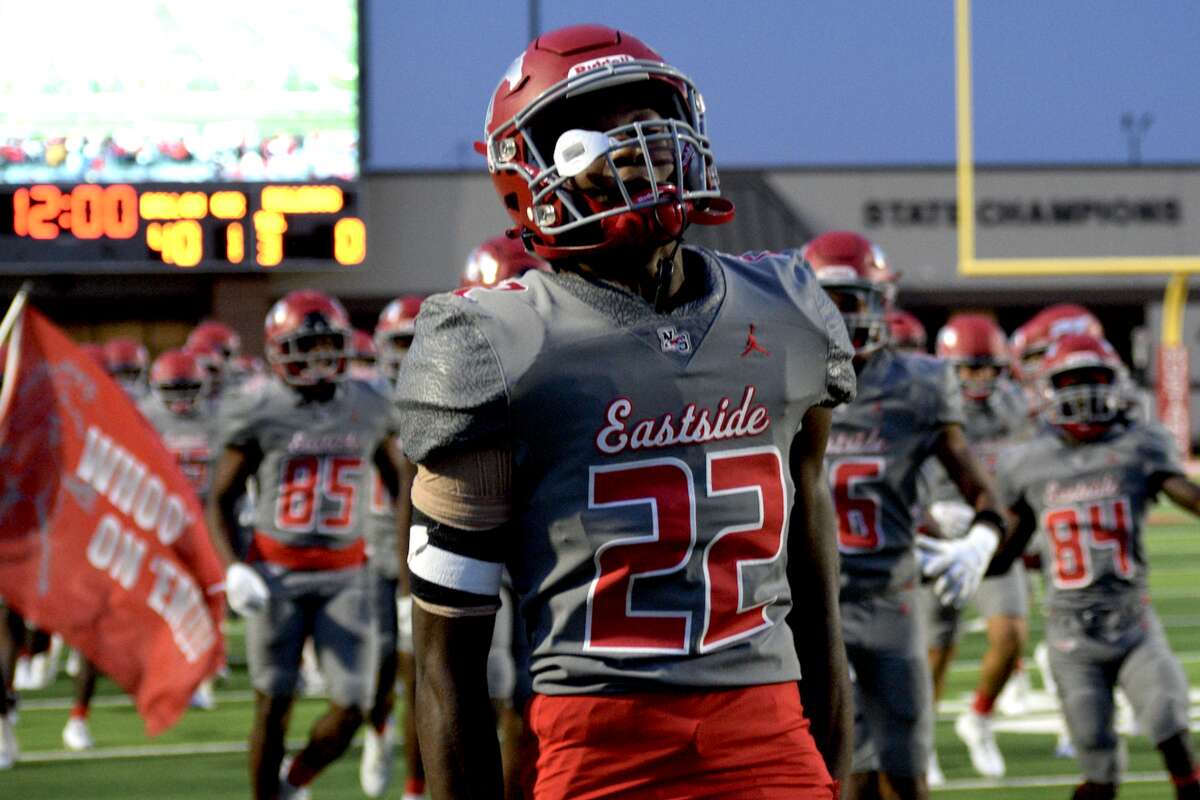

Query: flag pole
[0,281,32,348]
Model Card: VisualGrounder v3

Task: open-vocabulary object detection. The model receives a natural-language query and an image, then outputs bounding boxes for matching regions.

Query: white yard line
[948,650,1200,675]
[935,771,1171,792]
[18,690,258,712]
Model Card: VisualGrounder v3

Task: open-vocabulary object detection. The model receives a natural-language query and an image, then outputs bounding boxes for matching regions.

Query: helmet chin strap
[651,199,687,313]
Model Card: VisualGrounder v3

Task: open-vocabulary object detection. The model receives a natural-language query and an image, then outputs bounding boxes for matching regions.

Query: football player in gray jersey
[806,232,1007,800]
[919,314,1032,781]
[988,333,1200,800]
[140,349,223,712]
[348,325,421,799]
[398,24,853,800]
[374,296,431,800]
[206,290,412,800]
[140,349,220,503]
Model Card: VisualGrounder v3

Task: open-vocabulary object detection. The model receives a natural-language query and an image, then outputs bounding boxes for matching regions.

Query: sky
[365,0,1200,171]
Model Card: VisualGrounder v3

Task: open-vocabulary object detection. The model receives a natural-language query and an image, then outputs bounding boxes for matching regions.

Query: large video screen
[0,1,359,184]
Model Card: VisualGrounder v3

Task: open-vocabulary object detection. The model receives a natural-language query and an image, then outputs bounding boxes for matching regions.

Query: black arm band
[971,508,1006,536]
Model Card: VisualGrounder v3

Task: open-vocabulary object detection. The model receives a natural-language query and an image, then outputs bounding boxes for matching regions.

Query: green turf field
[3,505,1198,798]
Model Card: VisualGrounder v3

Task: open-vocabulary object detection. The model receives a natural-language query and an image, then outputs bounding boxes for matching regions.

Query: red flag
[0,305,226,735]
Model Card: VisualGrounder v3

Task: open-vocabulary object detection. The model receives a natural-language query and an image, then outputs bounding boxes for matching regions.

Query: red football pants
[523,682,837,800]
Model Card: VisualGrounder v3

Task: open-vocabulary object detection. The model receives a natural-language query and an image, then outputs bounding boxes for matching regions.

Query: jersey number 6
[585,447,787,655]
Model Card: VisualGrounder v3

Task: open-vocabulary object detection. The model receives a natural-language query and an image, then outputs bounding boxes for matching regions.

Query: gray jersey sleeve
[1139,422,1185,482]
[215,389,267,451]
[933,358,966,426]
[394,292,510,464]
[791,255,855,407]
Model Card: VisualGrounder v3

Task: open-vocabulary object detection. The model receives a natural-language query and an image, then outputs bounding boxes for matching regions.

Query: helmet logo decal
[503,52,526,92]
[568,53,634,77]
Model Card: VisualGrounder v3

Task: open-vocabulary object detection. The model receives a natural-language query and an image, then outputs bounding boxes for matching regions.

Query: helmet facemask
[954,359,1004,401]
[155,378,206,416]
[110,364,146,392]
[1043,366,1122,441]
[822,282,891,356]
[270,330,349,386]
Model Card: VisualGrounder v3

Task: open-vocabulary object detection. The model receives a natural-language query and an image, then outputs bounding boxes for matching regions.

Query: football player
[372,295,428,800]
[206,290,410,800]
[987,334,1200,800]
[918,314,1031,780]
[1010,303,1107,758]
[397,24,854,800]
[102,336,150,399]
[354,319,417,799]
[139,349,222,710]
[887,309,928,354]
[806,232,1006,800]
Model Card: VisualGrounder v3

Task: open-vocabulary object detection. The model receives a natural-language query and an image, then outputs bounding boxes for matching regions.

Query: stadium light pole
[529,0,541,41]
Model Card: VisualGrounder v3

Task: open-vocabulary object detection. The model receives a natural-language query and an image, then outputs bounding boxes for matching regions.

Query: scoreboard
[0,183,366,273]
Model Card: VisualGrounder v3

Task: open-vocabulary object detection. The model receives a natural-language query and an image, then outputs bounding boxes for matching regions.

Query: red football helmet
[1037,333,1126,441]
[375,295,423,384]
[351,329,377,362]
[349,329,378,381]
[264,290,352,386]
[185,321,241,363]
[1010,304,1104,384]
[461,234,551,289]
[482,24,733,259]
[887,309,927,352]
[150,349,207,415]
[936,313,1009,401]
[102,336,149,384]
[804,231,896,355]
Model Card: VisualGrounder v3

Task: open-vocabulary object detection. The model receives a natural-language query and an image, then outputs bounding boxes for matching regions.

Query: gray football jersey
[995,421,1182,613]
[138,397,221,503]
[920,378,1031,507]
[218,377,394,551]
[396,246,855,695]
[826,349,965,593]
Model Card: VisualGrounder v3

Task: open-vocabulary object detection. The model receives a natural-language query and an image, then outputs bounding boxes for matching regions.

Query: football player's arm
[373,438,417,595]
[922,424,1007,607]
[931,423,1000,514]
[205,443,261,569]
[1159,473,1200,516]
[786,406,853,780]
[409,447,511,800]
[985,497,1037,576]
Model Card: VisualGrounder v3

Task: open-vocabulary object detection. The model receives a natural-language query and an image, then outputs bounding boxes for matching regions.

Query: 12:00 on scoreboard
[0,183,367,273]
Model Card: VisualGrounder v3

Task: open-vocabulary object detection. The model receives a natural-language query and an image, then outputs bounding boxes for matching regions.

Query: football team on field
[2,21,1200,800]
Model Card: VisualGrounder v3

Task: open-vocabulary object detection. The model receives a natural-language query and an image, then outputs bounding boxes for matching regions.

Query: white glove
[396,594,413,652]
[225,562,269,616]
[918,523,999,609]
[928,500,976,539]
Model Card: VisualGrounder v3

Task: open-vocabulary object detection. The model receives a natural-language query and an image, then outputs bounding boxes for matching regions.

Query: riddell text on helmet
[594,385,771,456]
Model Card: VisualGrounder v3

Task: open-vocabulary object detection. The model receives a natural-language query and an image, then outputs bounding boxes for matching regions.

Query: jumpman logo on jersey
[741,324,770,357]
